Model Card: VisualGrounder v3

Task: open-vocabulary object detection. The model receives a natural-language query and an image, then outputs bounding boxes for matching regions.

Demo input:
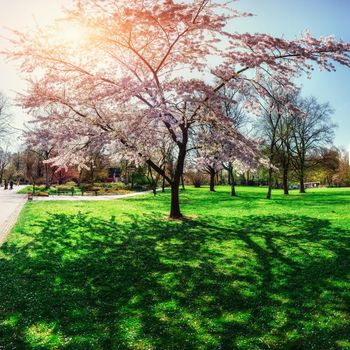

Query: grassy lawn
[1,186,350,349]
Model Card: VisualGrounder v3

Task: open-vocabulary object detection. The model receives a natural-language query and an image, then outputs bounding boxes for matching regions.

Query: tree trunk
[131,173,134,190]
[45,163,50,188]
[162,176,165,192]
[229,166,236,197]
[77,169,83,187]
[227,167,232,185]
[145,128,188,219]
[125,169,129,185]
[209,169,216,192]
[32,179,36,195]
[283,167,289,195]
[231,182,236,196]
[300,176,306,193]
[162,166,166,192]
[219,170,223,185]
[169,142,187,219]
[170,181,181,219]
[266,166,273,199]
[90,163,95,185]
[275,178,280,189]
[181,175,185,190]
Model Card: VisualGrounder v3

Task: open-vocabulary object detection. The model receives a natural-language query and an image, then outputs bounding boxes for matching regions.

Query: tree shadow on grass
[0,213,349,349]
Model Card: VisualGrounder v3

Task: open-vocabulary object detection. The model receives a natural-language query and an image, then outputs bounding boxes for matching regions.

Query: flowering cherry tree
[194,123,265,192]
[6,0,350,218]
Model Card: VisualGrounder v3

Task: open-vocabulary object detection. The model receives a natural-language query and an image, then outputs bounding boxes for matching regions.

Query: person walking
[4,180,8,190]
[10,180,14,190]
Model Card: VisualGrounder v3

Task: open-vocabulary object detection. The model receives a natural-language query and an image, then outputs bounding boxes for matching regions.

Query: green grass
[1,186,350,349]
[17,185,39,194]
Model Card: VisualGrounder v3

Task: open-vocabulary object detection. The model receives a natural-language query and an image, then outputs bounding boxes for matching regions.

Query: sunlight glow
[53,22,89,46]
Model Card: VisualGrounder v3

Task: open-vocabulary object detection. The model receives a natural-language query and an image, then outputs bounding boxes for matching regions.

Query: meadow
[0,186,349,349]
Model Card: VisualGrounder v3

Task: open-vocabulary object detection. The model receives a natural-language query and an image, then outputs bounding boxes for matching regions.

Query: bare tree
[23,149,41,191]
[291,97,336,193]
[221,89,247,196]
[0,93,12,143]
[252,78,296,199]
[275,111,295,195]
[0,146,11,186]
[255,82,302,198]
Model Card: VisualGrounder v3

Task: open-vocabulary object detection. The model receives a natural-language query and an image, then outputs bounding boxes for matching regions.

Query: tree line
[1,87,348,199]
[2,0,350,217]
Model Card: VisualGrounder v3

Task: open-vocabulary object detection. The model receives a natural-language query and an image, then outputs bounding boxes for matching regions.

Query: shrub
[56,185,73,192]
[132,175,149,187]
[32,185,47,193]
[79,183,93,190]
[106,189,132,195]
[113,181,126,190]
[91,187,102,192]
[89,187,102,196]
[92,182,104,187]
[187,171,206,188]
[93,182,128,190]
[79,182,131,195]
[35,192,49,197]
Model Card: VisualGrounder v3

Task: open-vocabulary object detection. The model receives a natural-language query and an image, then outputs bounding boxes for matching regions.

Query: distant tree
[0,93,11,143]
[187,170,206,188]
[274,111,295,195]
[0,146,11,185]
[333,148,350,187]
[220,87,247,129]
[291,97,336,193]
[310,148,340,186]
[25,126,56,187]
[220,90,249,196]
[23,148,41,190]
[256,83,296,199]
[83,152,108,185]
[195,124,264,193]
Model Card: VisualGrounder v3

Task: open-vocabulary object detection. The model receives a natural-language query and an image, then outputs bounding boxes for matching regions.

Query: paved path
[0,186,27,245]
[33,190,154,201]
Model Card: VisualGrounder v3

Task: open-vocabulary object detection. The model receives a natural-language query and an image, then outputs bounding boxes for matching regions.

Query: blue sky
[232,0,350,149]
[0,0,349,148]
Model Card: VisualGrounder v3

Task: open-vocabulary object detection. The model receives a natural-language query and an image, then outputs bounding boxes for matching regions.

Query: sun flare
[53,22,89,45]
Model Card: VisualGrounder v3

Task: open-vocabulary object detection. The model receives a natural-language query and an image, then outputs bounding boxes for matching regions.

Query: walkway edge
[0,198,26,247]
